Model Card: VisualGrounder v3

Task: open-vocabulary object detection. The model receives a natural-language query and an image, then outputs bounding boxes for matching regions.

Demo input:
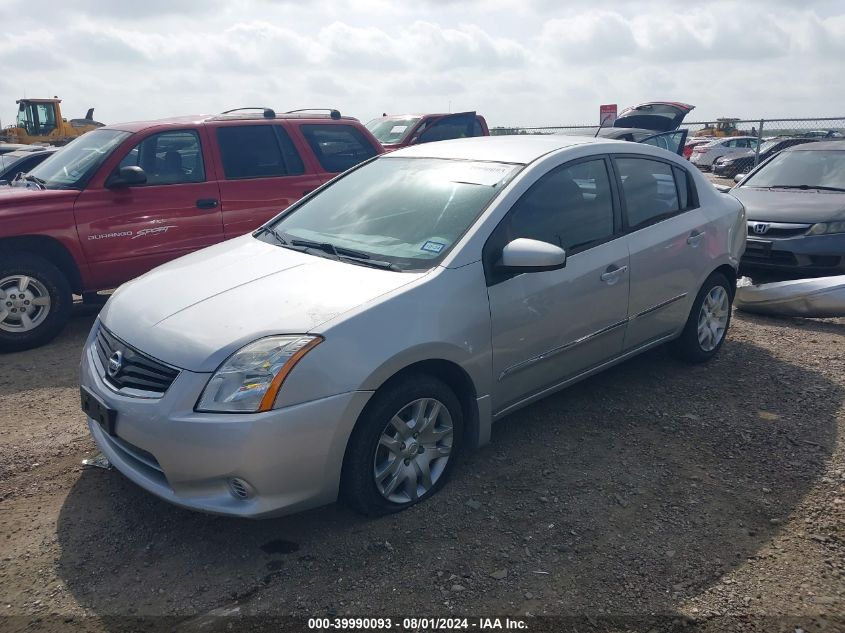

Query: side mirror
[497,238,566,272]
[107,166,147,188]
[733,174,746,183]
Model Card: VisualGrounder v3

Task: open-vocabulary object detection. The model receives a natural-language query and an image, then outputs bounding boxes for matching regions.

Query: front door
[75,128,223,289]
[486,157,630,413]
[613,156,709,350]
[639,130,689,156]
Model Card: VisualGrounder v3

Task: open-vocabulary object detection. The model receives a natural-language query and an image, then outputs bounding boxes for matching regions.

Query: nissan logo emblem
[753,223,771,235]
[107,350,123,377]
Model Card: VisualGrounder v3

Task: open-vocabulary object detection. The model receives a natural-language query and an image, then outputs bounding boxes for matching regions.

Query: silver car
[80,136,746,518]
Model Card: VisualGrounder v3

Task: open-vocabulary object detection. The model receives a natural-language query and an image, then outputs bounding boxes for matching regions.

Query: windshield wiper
[289,238,401,271]
[256,225,289,246]
[290,238,371,260]
[768,184,845,192]
[14,173,46,190]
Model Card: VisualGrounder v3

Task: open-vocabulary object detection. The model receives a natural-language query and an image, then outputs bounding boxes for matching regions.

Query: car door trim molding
[494,331,677,419]
[631,292,688,320]
[498,318,628,381]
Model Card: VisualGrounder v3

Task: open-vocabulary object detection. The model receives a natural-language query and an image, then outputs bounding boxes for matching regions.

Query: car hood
[731,187,845,223]
[613,102,695,132]
[100,235,427,372]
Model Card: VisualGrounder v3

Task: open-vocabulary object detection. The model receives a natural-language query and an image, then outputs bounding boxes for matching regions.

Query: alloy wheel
[0,275,51,333]
[697,285,729,352]
[373,397,454,504]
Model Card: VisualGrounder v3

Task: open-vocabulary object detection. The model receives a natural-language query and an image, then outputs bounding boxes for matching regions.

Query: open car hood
[614,102,695,133]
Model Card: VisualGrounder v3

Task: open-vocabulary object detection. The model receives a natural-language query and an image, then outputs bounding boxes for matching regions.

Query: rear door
[638,129,688,156]
[295,123,380,179]
[613,155,708,350]
[486,156,630,413]
[74,128,224,288]
[211,123,325,238]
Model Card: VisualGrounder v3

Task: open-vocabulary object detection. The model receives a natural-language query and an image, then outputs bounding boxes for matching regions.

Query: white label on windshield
[421,240,445,253]
[390,125,408,134]
[445,163,514,187]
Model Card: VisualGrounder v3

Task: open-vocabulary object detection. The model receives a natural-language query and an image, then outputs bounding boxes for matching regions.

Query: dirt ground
[0,297,843,633]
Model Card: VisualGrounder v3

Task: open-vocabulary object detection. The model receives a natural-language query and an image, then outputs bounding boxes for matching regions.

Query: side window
[216,125,304,179]
[672,166,699,211]
[502,158,615,253]
[417,115,477,144]
[117,130,205,185]
[299,124,378,173]
[616,157,681,230]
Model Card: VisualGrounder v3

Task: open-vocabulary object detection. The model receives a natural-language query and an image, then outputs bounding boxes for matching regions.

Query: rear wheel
[341,374,463,516]
[0,253,72,353]
[672,272,733,363]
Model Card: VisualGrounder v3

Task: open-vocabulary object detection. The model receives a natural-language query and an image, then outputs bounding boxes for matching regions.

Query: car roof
[386,135,630,165]
[2,147,58,159]
[105,112,360,133]
[784,140,845,151]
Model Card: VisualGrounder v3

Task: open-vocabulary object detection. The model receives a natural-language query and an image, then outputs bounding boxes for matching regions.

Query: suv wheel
[672,272,733,363]
[0,253,72,353]
[342,374,463,516]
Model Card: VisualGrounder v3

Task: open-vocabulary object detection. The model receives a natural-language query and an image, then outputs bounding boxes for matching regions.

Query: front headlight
[808,221,845,235]
[196,335,322,413]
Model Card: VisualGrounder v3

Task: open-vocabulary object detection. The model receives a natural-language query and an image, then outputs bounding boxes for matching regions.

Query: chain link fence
[490,117,845,173]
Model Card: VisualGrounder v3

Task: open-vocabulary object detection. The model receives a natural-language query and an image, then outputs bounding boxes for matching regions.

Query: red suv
[0,108,382,351]
[365,112,489,150]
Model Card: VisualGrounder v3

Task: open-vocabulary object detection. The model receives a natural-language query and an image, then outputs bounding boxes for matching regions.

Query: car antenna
[594,115,610,138]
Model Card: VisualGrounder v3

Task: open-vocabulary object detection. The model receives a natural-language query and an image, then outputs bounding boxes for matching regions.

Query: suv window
[417,115,482,144]
[616,157,682,230]
[299,124,378,173]
[216,125,304,179]
[118,130,205,185]
[501,158,615,253]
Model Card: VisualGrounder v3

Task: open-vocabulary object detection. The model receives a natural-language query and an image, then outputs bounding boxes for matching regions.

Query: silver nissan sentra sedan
[80,135,746,518]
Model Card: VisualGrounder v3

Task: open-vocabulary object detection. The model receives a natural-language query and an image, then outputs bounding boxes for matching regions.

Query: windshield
[743,150,845,189]
[264,157,521,271]
[365,117,422,145]
[18,129,130,190]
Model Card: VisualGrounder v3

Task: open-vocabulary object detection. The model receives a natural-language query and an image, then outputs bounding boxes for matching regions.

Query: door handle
[687,230,704,245]
[196,198,219,209]
[600,264,628,284]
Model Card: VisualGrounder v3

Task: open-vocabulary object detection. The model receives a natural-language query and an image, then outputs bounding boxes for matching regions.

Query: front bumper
[80,332,373,518]
[741,232,845,275]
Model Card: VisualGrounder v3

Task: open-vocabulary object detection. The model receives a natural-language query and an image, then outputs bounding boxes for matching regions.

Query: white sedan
[690,136,759,169]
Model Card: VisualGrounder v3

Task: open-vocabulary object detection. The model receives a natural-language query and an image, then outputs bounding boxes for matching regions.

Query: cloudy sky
[1,0,843,129]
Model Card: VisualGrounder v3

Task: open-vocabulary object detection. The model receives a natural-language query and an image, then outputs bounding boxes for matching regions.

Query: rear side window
[672,166,698,211]
[216,125,304,179]
[615,157,681,230]
[299,124,378,173]
[118,130,205,185]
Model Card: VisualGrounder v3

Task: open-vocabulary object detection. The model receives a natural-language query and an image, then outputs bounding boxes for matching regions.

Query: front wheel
[671,272,733,363]
[0,254,72,353]
[341,374,463,516]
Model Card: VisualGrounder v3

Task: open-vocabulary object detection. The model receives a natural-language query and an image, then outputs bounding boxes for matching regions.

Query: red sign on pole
[600,104,617,127]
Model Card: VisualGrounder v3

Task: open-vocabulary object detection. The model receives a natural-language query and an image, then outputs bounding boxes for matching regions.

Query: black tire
[341,374,463,516]
[0,253,72,353]
[671,272,733,364]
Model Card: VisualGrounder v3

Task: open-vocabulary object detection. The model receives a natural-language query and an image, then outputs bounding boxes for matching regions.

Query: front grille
[95,326,179,396]
[746,222,812,239]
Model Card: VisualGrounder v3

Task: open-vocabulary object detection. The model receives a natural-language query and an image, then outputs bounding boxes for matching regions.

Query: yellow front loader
[1,97,104,145]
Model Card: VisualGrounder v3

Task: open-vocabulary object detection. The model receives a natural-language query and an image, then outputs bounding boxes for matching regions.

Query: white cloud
[0,1,842,128]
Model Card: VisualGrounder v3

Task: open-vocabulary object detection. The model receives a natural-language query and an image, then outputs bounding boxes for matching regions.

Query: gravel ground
[0,298,843,633]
